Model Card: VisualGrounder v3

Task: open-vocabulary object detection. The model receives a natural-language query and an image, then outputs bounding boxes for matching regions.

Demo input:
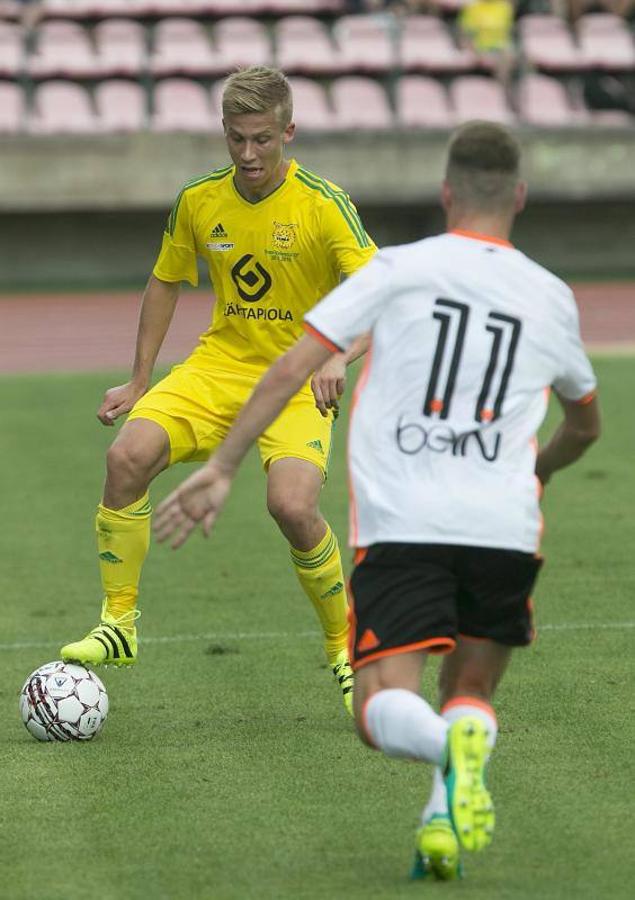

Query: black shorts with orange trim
[348,543,543,671]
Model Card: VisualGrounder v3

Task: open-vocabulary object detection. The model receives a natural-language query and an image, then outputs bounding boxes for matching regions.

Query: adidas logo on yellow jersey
[206,221,234,252]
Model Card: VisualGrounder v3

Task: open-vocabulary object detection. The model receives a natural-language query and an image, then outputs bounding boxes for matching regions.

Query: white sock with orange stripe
[363,689,448,764]
[421,696,498,823]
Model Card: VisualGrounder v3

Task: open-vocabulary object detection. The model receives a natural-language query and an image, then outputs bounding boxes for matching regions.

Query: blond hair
[222,66,293,127]
[446,121,521,211]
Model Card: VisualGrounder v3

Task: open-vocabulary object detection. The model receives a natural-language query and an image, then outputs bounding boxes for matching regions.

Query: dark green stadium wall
[2,200,634,291]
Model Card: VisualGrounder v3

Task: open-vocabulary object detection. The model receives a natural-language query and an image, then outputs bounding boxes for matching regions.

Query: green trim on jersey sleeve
[167,165,234,236]
[295,167,371,249]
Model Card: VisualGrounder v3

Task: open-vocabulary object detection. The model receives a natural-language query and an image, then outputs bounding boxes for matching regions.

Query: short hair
[445,121,522,211]
[222,66,293,128]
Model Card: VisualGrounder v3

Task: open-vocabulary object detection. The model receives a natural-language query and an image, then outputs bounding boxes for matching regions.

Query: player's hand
[97,381,147,426]
[154,460,234,549]
[311,353,347,417]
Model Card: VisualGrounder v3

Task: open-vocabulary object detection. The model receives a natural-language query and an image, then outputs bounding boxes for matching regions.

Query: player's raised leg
[266,457,353,714]
[353,651,493,873]
[61,418,171,667]
[418,637,508,875]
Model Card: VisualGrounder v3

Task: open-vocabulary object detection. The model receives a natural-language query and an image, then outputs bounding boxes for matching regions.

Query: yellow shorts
[127,364,335,477]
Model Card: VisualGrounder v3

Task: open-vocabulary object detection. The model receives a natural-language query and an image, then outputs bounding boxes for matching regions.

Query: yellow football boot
[330,649,354,716]
[444,716,495,852]
[411,815,462,881]
[61,603,138,667]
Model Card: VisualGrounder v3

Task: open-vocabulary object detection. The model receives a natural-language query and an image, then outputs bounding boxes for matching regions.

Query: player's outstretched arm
[535,393,601,486]
[311,332,371,417]
[154,334,332,548]
[97,275,180,426]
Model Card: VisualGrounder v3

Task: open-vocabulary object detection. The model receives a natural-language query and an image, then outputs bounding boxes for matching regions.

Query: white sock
[363,688,448,765]
[421,697,498,824]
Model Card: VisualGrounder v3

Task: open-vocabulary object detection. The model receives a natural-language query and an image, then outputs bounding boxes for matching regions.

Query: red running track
[0,283,633,374]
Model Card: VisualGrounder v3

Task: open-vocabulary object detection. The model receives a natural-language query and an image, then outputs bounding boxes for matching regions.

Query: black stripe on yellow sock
[290,532,337,570]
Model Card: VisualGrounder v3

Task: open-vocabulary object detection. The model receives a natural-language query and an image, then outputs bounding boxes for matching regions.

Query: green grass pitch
[0,357,633,900]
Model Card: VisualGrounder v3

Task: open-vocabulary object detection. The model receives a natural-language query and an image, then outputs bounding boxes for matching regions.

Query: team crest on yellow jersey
[272,221,297,251]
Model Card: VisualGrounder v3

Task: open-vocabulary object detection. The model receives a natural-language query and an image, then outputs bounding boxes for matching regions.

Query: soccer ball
[19,661,109,742]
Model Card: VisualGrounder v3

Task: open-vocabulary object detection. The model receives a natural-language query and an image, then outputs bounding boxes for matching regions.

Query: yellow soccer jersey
[460,0,513,52]
[153,158,376,378]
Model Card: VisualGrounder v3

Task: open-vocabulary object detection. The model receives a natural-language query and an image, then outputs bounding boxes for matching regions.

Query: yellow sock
[96,493,151,630]
[290,524,349,664]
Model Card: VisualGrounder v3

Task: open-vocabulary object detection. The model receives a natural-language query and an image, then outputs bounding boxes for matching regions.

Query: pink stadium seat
[435,0,471,11]
[275,16,343,75]
[49,1,154,17]
[399,15,475,73]
[577,14,635,71]
[396,76,454,128]
[30,80,98,133]
[210,17,272,75]
[590,109,634,126]
[519,15,586,72]
[450,76,514,124]
[0,80,24,132]
[95,19,146,77]
[0,1,20,21]
[0,21,23,77]
[287,76,337,131]
[95,79,146,131]
[334,14,395,74]
[331,76,392,129]
[189,1,267,14]
[150,18,216,76]
[28,20,101,78]
[40,0,93,18]
[517,74,583,126]
[151,77,216,131]
[265,0,346,11]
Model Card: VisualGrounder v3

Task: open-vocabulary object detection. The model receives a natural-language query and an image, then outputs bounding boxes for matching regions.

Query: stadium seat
[399,15,475,73]
[151,77,218,131]
[519,15,586,72]
[331,76,393,129]
[396,76,454,128]
[333,14,395,74]
[190,0,268,14]
[0,80,24,132]
[28,20,101,79]
[287,76,337,131]
[0,21,23,77]
[275,16,343,75]
[0,1,20,21]
[96,79,147,131]
[517,73,584,127]
[450,76,514,124]
[95,19,147,78]
[589,109,634,126]
[211,17,272,75]
[265,1,346,12]
[29,80,99,133]
[43,1,154,17]
[577,14,635,71]
[150,18,216,77]
[39,0,93,18]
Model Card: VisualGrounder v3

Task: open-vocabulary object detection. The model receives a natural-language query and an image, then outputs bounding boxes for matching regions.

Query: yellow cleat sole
[445,716,495,852]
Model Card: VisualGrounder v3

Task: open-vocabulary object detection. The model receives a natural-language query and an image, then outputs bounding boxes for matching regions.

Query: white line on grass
[1,622,634,653]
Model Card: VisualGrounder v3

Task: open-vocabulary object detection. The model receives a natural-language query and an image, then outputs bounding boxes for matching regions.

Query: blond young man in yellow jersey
[60,67,376,714]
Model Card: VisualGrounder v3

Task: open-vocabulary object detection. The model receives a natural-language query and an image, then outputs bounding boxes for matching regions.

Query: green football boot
[411,814,462,881]
[61,604,138,667]
[444,716,495,852]
[331,649,354,716]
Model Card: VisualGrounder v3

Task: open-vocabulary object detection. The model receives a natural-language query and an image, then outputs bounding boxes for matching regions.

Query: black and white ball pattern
[20,661,109,742]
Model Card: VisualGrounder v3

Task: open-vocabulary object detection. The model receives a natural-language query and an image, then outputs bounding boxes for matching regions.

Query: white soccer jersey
[305,230,597,553]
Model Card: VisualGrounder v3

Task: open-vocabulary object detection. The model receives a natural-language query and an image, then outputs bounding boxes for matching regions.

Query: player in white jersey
[153,122,601,882]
